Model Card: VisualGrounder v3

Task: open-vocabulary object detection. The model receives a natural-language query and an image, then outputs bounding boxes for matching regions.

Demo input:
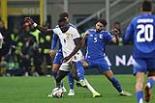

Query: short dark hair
[59,12,69,19]
[142,0,152,12]
[96,19,107,26]
[58,17,66,23]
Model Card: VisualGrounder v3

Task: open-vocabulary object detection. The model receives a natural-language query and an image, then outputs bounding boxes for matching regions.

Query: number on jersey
[137,24,154,42]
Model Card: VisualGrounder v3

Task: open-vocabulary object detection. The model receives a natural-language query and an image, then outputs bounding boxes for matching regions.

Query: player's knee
[52,68,58,73]
[52,65,60,72]
[135,82,143,91]
[104,70,113,78]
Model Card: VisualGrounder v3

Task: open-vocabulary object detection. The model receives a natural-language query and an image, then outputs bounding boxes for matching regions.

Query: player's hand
[24,17,34,25]
[82,60,89,68]
[111,28,120,36]
[49,50,56,58]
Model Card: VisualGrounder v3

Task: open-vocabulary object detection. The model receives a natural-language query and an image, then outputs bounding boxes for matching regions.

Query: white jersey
[0,32,3,49]
[53,26,83,63]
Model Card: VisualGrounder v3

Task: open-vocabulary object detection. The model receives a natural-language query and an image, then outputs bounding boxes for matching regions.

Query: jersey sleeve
[104,32,113,42]
[51,32,59,50]
[52,28,59,35]
[72,28,81,39]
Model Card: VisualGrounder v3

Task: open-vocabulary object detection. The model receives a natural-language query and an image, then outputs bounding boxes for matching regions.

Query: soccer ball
[52,87,64,98]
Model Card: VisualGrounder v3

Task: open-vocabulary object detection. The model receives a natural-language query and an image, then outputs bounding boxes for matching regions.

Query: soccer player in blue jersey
[80,19,131,96]
[124,1,155,103]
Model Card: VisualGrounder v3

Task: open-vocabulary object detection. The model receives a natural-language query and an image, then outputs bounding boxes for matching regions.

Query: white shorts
[59,63,70,71]
[60,51,84,71]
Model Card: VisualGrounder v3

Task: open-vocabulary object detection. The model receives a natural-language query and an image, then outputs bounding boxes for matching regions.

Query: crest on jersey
[99,34,103,39]
[65,33,72,38]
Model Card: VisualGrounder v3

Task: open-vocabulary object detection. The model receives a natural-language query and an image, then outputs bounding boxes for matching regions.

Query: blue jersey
[51,32,62,50]
[124,13,155,58]
[85,29,112,60]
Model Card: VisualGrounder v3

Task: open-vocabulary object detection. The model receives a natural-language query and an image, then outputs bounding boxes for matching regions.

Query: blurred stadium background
[0,0,155,103]
[0,0,155,76]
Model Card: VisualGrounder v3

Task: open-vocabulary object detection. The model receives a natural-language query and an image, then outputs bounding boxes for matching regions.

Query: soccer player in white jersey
[49,12,77,96]
[24,17,101,97]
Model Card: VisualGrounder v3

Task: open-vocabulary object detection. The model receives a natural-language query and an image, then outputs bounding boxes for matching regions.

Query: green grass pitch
[0,75,154,103]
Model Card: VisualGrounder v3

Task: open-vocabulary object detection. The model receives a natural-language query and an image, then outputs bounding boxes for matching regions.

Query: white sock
[84,78,99,94]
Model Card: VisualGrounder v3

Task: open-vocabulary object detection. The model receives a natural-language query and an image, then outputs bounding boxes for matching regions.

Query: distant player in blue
[81,19,131,96]
[124,1,155,103]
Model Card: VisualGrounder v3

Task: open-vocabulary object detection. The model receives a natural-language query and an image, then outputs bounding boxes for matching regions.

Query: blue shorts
[133,58,155,75]
[53,50,63,65]
[86,57,110,73]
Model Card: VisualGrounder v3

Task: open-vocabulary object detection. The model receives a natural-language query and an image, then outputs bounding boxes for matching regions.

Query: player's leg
[104,70,123,92]
[52,53,62,86]
[145,74,155,102]
[52,64,60,84]
[103,70,131,96]
[98,58,131,96]
[49,63,70,97]
[55,62,71,87]
[133,58,146,103]
[73,61,101,97]
[55,70,69,88]
[48,64,61,97]
[74,61,85,80]
[135,72,145,103]
[48,51,66,97]
[144,59,155,102]
[67,72,75,96]
[84,78,101,98]
[51,51,67,91]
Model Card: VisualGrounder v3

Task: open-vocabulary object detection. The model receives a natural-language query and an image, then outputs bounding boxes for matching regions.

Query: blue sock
[75,61,85,80]
[67,73,74,90]
[109,77,123,93]
[136,91,143,103]
[146,78,155,88]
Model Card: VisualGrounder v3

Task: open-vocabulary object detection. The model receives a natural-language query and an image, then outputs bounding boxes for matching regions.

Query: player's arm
[123,21,134,44]
[81,31,89,47]
[24,17,53,33]
[34,24,53,33]
[63,37,82,62]
[49,33,59,58]
[64,32,88,62]
[63,28,83,62]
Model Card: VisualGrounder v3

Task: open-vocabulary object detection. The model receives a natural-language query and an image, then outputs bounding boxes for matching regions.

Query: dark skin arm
[63,32,88,62]
[35,25,53,33]
[24,17,53,33]
[63,37,82,62]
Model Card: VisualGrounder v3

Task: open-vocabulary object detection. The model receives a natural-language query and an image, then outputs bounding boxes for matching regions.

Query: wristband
[33,23,38,27]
